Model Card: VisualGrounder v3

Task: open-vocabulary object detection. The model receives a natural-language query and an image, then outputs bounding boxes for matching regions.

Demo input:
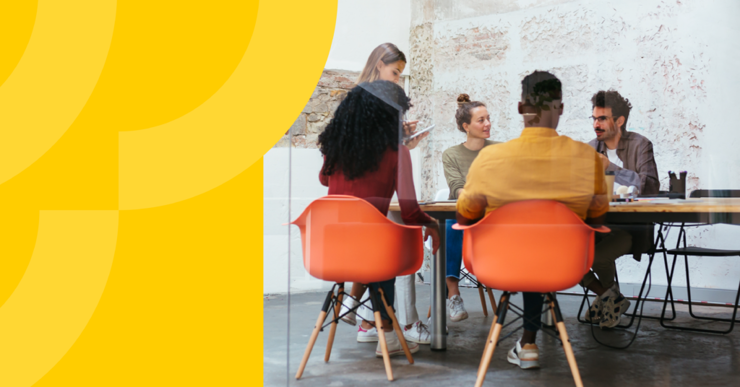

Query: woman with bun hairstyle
[318,80,440,357]
[338,43,433,346]
[441,94,500,322]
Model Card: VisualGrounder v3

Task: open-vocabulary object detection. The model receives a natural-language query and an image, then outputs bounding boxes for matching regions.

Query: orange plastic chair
[290,195,424,381]
[453,200,609,387]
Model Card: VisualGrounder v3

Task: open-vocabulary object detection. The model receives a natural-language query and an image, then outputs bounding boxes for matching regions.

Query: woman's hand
[403,120,418,136]
[423,219,441,255]
[402,120,429,150]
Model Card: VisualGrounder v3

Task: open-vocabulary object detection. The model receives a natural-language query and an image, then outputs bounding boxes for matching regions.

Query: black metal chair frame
[477,292,583,387]
[658,189,740,334]
[660,222,740,334]
[296,283,415,381]
[576,223,677,328]
[459,267,497,317]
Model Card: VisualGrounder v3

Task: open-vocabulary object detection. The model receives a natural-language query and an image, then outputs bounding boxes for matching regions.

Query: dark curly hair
[591,90,632,132]
[318,80,411,180]
[455,93,486,133]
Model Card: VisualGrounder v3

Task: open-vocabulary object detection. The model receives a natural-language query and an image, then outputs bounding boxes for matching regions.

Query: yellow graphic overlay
[0,0,116,185]
[0,0,337,385]
[0,211,118,386]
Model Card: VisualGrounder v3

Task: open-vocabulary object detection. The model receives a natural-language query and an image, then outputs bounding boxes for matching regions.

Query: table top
[390,198,740,214]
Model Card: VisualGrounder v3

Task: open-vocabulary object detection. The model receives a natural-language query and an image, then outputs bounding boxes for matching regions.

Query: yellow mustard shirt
[457,127,608,221]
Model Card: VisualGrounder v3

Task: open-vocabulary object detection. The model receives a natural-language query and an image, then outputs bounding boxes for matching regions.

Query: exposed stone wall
[275,70,411,149]
[410,0,709,200]
[274,70,358,149]
[408,0,740,290]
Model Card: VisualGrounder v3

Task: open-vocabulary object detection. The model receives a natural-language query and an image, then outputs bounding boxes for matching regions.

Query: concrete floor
[264,285,740,386]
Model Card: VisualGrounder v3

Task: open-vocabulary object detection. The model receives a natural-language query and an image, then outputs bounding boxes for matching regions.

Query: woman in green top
[441,94,500,322]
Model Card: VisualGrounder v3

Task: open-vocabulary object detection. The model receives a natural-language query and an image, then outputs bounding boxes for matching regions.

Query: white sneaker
[403,320,430,344]
[447,295,469,322]
[357,325,378,343]
[507,341,540,369]
[427,316,448,334]
[600,284,631,329]
[375,331,419,357]
[339,296,358,326]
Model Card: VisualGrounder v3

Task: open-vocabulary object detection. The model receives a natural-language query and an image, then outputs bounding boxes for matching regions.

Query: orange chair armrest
[588,225,611,233]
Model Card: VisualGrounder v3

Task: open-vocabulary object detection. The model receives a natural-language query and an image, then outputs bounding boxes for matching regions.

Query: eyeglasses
[590,115,614,123]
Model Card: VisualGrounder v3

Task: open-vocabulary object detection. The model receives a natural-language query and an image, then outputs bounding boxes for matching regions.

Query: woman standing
[318,80,440,356]
[339,43,432,347]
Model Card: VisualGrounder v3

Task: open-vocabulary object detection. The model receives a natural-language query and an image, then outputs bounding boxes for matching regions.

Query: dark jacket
[588,131,660,195]
[589,131,660,261]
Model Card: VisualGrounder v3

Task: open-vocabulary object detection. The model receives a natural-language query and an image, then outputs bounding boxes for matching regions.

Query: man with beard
[589,90,660,195]
[581,90,661,328]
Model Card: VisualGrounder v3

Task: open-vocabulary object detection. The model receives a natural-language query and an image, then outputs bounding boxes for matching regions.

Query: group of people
[316,43,659,370]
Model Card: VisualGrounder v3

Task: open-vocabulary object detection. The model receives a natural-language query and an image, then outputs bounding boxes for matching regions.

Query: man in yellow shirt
[456,71,610,370]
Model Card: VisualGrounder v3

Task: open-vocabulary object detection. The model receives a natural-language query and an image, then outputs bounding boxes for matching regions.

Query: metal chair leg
[295,289,333,379]
[475,292,509,387]
[661,252,740,334]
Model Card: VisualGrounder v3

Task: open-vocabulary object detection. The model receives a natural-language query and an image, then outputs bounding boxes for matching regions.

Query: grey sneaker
[599,285,631,329]
[447,295,469,322]
[584,294,604,323]
[507,342,540,369]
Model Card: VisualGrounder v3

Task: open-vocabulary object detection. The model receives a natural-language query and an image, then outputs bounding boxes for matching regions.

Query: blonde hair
[357,43,407,84]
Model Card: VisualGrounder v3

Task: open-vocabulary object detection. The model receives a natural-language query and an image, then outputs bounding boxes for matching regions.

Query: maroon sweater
[319,146,433,226]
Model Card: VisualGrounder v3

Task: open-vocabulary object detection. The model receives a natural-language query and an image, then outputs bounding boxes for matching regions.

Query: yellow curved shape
[0,211,118,387]
[119,1,338,210]
[0,1,37,87]
[0,0,116,185]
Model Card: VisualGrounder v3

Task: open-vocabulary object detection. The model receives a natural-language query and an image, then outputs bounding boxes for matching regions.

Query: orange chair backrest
[455,200,608,293]
[290,195,424,284]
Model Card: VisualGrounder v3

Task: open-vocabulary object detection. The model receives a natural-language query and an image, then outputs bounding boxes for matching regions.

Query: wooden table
[390,198,740,350]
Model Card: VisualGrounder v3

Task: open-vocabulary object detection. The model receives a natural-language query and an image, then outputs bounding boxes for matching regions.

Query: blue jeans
[445,219,464,279]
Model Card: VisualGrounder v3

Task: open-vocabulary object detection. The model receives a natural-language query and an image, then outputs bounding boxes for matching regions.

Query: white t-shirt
[606,148,623,168]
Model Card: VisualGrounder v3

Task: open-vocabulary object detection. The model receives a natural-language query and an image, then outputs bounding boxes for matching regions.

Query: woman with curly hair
[318,80,440,357]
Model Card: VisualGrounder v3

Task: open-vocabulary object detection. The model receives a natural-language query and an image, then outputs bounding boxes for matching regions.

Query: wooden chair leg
[370,288,393,381]
[478,284,488,317]
[427,305,431,319]
[478,292,505,369]
[295,290,333,379]
[475,293,509,387]
[548,294,583,387]
[324,283,343,362]
[379,288,414,364]
[478,309,499,370]
[486,287,496,312]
